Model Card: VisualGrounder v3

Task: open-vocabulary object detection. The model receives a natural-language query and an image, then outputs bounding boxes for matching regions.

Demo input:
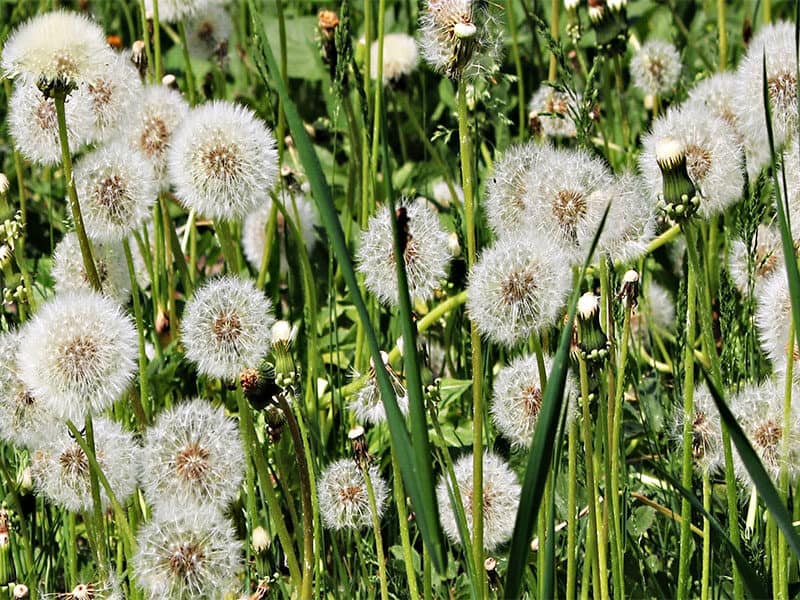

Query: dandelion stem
[151,0,162,80]
[778,321,795,600]
[458,75,485,595]
[215,219,242,274]
[65,511,78,588]
[236,390,260,583]
[566,419,578,600]
[391,446,421,599]
[255,202,279,289]
[177,21,197,105]
[701,471,711,600]
[363,464,390,600]
[53,90,101,292]
[717,0,727,70]
[123,238,150,427]
[506,0,526,140]
[548,0,560,82]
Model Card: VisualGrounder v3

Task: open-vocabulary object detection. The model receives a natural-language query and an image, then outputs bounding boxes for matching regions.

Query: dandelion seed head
[144,0,212,23]
[597,172,656,264]
[318,459,389,530]
[672,385,723,474]
[437,451,521,550]
[729,225,782,294]
[349,353,409,425]
[85,50,142,143]
[467,233,571,347]
[181,276,275,379]
[629,40,681,96]
[527,86,580,138]
[186,5,233,60]
[356,200,451,306]
[168,100,278,221]
[371,33,419,84]
[52,233,131,305]
[432,180,463,208]
[484,142,544,237]
[17,291,137,423]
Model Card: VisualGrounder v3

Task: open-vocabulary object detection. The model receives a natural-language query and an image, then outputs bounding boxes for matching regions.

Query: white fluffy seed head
[527,86,580,138]
[241,190,319,274]
[630,281,675,348]
[133,506,243,599]
[491,354,577,448]
[349,358,410,426]
[672,385,723,475]
[782,137,800,238]
[85,50,143,143]
[729,225,782,294]
[688,73,769,180]
[0,331,57,449]
[73,141,157,241]
[145,0,212,23]
[168,100,279,221]
[437,451,521,550]
[731,380,800,484]
[31,417,140,512]
[597,172,656,264]
[356,200,452,306]
[417,0,502,80]
[318,458,389,530]
[520,146,614,262]
[484,142,545,237]
[17,291,138,423]
[1,10,110,85]
[181,276,275,380]
[124,85,189,190]
[186,5,233,60]
[141,399,245,513]
[432,180,464,208]
[629,39,682,96]
[8,79,93,166]
[371,33,419,84]
[735,21,798,154]
[467,233,571,347]
[639,104,744,219]
[755,267,797,382]
[52,233,131,305]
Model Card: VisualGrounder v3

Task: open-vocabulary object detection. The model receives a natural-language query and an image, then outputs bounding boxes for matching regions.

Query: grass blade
[504,203,611,598]
[247,3,447,571]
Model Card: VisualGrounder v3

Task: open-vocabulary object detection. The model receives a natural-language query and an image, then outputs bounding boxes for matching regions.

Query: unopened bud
[252,526,270,553]
[13,585,29,599]
[161,73,178,89]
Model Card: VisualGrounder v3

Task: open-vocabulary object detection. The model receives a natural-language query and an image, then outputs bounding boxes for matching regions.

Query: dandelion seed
[437,451,521,550]
[673,385,723,475]
[639,104,744,219]
[370,33,419,85]
[52,233,131,305]
[349,351,410,426]
[124,84,189,190]
[181,276,275,380]
[140,398,245,513]
[467,233,571,347]
[490,354,577,449]
[133,506,243,599]
[629,40,681,97]
[31,417,140,512]
[74,141,157,241]
[1,10,110,86]
[527,86,580,138]
[318,458,389,530]
[168,100,278,221]
[17,290,138,423]
[418,0,502,79]
[8,79,93,166]
[356,200,451,306]
[241,190,319,274]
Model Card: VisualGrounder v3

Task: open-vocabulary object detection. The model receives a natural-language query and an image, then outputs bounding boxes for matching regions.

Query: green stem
[364,465,390,600]
[275,0,288,161]
[548,0,559,82]
[54,91,101,291]
[506,0,526,139]
[566,419,578,600]
[701,471,711,600]
[276,392,314,600]
[122,239,150,427]
[255,202,279,289]
[778,323,795,600]
[458,76,484,593]
[423,544,432,600]
[216,220,242,274]
[65,512,78,588]
[177,21,197,105]
[237,390,259,583]
[151,0,162,80]
[392,447,420,599]
[717,0,727,70]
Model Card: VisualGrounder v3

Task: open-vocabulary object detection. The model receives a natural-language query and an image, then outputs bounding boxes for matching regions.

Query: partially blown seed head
[318,458,389,530]
[629,39,682,96]
[52,233,131,305]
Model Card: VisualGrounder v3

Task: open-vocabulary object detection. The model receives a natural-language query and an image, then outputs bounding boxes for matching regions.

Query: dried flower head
[349,351,410,425]
[241,190,319,274]
[168,100,279,221]
[52,233,131,305]
[639,104,744,219]
[418,0,502,79]
[527,86,580,138]
[467,233,571,347]
[371,33,419,85]
[133,506,243,599]
[8,79,93,166]
[17,291,138,423]
[73,141,157,241]
[141,399,245,512]
[437,451,521,550]
[124,84,189,189]
[1,10,110,86]
[181,276,275,379]
[672,385,723,475]
[735,21,798,153]
[318,458,389,530]
[356,200,451,306]
[491,353,577,448]
[629,39,681,96]
[31,417,140,512]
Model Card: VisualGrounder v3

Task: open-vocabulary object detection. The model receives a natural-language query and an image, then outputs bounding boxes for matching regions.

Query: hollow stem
[566,419,578,600]
[122,238,150,427]
[363,464,389,600]
[391,446,420,599]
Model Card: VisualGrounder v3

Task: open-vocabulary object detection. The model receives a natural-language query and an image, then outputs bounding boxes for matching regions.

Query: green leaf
[504,203,611,598]
[247,2,447,572]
